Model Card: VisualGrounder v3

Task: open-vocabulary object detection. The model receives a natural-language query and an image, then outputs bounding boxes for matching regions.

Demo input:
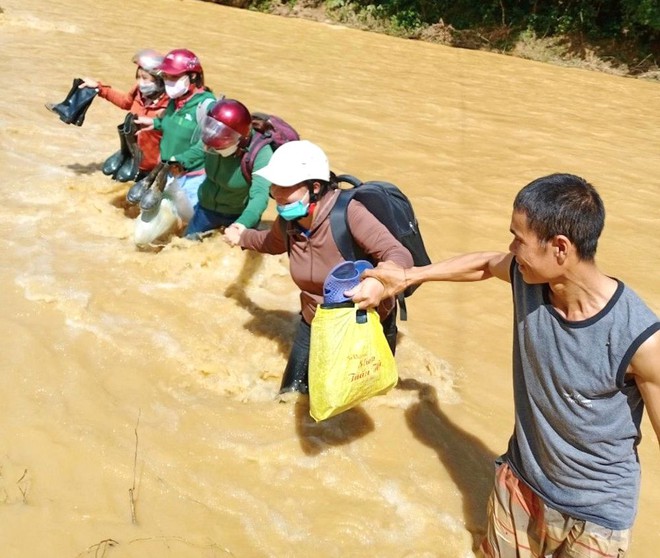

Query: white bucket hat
[254,140,330,187]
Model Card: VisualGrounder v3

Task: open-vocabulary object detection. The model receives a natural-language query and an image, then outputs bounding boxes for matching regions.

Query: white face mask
[164,75,190,99]
[213,144,239,157]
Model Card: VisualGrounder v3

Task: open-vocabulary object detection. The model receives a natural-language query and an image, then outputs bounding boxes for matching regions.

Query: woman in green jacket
[185,98,273,237]
[132,49,215,245]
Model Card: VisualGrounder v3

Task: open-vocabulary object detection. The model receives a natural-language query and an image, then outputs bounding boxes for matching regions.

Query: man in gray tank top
[348,173,660,557]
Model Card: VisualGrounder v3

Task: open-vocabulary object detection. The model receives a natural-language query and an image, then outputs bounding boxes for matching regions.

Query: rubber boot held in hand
[139,163,171,215]
[45,78,83,122]
[115,114,143,182]
[102,123,129,177]
[45,78,98,126]
[126,161,164,205]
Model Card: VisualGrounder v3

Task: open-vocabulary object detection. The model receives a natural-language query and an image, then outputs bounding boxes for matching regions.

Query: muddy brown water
[0,0,658,556]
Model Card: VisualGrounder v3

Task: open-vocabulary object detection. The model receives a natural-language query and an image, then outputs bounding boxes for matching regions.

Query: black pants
[279,307,398,394]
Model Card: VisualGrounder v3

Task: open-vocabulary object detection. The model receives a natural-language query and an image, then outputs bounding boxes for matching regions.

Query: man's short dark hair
[513,173,605,261]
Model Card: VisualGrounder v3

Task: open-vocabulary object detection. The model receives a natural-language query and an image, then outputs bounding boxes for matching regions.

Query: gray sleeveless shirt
[505,262,660,530]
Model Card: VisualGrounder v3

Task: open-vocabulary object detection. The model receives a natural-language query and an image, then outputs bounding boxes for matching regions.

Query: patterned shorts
[478,462,631,558]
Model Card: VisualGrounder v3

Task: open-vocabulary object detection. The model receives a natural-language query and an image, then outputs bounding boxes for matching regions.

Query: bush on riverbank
[202,0,660,80]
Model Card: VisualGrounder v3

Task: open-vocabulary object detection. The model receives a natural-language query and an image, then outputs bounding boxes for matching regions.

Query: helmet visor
[200,115,242,150]
[132,50,164,73]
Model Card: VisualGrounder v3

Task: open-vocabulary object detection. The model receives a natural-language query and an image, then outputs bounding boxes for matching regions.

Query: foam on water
[4,12,80,34]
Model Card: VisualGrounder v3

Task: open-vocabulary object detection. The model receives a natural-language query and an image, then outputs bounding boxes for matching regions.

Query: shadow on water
[67,161,104,175]
[65,157,140,217]
[224,249,300,358]
[110,193,140,218]
[294,397,374,456]
[226,249,375,454]
[399,377,498,550]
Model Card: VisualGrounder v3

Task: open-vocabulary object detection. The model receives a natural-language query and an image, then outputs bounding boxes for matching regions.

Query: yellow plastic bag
[309,304,398,422]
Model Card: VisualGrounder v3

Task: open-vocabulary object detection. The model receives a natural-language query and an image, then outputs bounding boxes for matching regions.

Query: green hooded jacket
[197,136,273,229]
[153,90,215,171]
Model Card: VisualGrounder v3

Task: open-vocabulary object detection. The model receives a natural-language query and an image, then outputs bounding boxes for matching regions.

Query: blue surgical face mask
[276,192,310,221]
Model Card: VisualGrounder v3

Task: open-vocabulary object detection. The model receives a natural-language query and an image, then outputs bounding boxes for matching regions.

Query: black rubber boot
[139,163,170,213]
[45,78,98,126]
[279,320,311,394]
[115,114,143,182]
[45,78,82,121]
[126,161,164,205]
[102,123,128,176]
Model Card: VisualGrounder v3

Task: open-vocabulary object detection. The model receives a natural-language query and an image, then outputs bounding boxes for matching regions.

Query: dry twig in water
[16,468,28,503]
[129,410,141,524]
[74,538,118,558]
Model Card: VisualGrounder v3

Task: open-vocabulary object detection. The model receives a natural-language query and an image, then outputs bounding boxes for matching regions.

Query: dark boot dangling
[114,113,143,182]
[45,78,98,126]
[102,122,129,177]
[126,161,165,205]
[139,163,171,216]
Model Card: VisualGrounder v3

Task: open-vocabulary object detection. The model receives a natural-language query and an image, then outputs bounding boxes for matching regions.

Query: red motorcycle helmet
[158,48,203,76]
[200,99,252,150]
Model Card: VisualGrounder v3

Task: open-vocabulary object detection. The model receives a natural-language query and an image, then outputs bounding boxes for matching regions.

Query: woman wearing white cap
[224,140,413,395]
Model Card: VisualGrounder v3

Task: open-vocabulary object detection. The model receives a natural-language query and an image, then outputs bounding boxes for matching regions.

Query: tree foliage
[208,0,659,69]
[347,0,660,43]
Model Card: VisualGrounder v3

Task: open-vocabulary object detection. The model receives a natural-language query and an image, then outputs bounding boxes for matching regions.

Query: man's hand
[167,157,185,177]
[345,277,387,310]
[223,223,246,247]
[364,261,408,298]
[346,261,408,309]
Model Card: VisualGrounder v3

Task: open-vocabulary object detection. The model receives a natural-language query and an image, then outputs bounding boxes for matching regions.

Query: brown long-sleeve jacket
[240,189,414,324]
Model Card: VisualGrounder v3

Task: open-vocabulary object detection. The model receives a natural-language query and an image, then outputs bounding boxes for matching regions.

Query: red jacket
[97,83,168,172]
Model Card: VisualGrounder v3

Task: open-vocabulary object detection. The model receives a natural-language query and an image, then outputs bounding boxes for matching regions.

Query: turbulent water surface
[0,0,659,556]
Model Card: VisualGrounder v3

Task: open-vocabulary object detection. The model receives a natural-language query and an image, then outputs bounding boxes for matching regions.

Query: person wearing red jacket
[79,49,169,181]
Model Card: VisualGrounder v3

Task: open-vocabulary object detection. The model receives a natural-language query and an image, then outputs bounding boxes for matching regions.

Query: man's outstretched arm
[348,251,514,309]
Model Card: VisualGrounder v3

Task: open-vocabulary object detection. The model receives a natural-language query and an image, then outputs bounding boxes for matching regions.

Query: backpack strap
[329,189,357,262]
[330,174,366,262]
[240,132,273,184]
[396,293,408,321]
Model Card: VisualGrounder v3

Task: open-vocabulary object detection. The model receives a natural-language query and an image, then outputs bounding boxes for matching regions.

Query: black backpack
[239,112,300,182]
[329,174,431,320]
